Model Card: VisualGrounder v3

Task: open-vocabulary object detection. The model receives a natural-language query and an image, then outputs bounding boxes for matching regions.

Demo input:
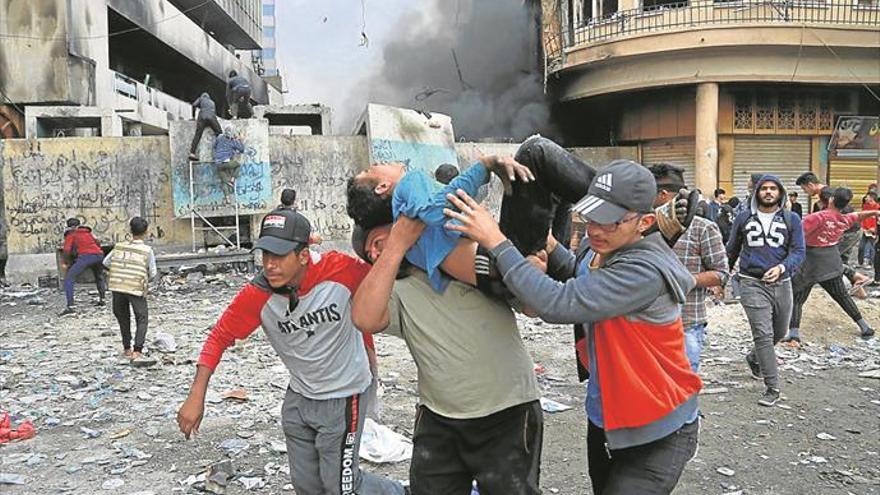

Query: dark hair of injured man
[346,176,394,230]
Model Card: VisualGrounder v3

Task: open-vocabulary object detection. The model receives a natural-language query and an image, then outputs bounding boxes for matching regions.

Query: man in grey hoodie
[445,160,702,494]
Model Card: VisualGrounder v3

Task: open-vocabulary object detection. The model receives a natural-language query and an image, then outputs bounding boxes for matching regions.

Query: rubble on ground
[1,265,878,494]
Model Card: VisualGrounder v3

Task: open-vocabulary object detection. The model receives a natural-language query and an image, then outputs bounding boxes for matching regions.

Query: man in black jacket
[189,93,222,161]
[226,71,253,119]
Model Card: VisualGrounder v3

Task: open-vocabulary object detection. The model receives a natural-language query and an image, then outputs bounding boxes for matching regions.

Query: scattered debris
[359,418,413,464]
[0,473,25,485]
[0,264,876,493]
[205,460,234,494]
[221,388,249,402]
[539,398,572,413]
[152,332,177,353]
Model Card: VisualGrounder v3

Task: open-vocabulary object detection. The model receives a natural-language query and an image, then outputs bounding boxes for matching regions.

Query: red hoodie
[63,227,104,257]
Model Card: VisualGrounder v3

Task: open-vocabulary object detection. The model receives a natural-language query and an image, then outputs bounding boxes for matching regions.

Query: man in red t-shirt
[858,192,878,267]
[60,218,106,315]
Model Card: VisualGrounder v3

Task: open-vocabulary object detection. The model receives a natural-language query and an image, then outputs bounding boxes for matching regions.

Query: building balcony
[546,0,880,100]
[112,71,193,133]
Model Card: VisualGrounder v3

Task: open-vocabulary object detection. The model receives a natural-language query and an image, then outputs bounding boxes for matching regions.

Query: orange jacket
[587,316,702,430]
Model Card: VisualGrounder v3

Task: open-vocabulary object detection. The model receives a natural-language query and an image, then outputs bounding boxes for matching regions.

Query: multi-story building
[261,0,281,85]
[543,0,880,208]
[0,0,269,138]
[236,0,283,103]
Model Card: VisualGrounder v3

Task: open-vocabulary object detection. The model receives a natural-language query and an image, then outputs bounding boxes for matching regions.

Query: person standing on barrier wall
[103,217,157,361]
[227,70,253,119]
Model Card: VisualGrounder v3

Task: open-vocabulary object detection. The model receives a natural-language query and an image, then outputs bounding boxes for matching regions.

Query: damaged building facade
[0,0,277,139]
[543,0,880,209]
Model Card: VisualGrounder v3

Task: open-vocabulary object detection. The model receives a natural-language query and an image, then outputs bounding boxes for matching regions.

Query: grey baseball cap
[571,160,657,224]
[254,208,312,255]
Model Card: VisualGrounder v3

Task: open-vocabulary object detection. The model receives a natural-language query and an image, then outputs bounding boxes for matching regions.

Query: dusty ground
[1,262,878,495]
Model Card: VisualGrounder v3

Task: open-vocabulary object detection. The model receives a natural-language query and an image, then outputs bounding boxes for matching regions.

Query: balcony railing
[555,0,879,51]
[112,71,193,124]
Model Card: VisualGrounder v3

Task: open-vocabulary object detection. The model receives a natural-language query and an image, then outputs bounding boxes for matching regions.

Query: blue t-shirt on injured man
[391,163,490,292]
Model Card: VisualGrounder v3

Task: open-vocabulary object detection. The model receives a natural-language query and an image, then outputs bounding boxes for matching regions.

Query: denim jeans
[63,254,106,307]
[587,419,699,495]
[683,323,707,373]
[858,233,875,266]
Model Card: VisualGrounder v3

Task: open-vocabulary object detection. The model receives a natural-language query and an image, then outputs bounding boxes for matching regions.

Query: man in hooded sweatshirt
[726,175,805,407]
[444,160,702,494]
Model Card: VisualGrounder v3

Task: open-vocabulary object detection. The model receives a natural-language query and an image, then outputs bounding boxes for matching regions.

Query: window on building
[857,0,879,7]
[264,68,278,76]
[731,88,850,134]
[264,27,275,38]
[262,48,275,60]
[263,4,274,16]
[642,0,687,11]
[569,0,593,25]
[602,0,619,16]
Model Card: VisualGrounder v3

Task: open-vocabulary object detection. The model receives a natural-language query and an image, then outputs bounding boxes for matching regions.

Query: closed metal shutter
[829,159,878,208]
[732,137,811,212]
[641,139,696,188]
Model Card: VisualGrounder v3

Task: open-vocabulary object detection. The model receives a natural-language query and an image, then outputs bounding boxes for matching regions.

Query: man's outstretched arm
[352,217,425,333]
[177,365,213,439]
[176,284,265,439]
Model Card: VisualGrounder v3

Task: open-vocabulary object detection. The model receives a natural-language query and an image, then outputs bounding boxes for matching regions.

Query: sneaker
[758,388,780,407]
[188,153,199,161]
[58,306,76,316]
[745,354,762,380]
[781,335,801,347]
[94,299,106,307]
[861,327,875,339]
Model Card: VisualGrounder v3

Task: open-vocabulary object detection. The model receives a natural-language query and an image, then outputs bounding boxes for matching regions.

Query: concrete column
[695,83,719,193]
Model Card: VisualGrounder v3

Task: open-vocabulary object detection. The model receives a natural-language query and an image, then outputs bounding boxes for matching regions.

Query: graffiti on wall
[169,120,273,218]
[1,139,170,254]
[270,136,367,240]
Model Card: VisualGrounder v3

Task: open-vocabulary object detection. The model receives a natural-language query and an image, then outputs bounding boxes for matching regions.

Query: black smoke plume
[347,0,554,141]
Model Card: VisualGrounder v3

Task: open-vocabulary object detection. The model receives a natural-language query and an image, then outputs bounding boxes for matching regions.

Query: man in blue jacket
[727,175,805,407]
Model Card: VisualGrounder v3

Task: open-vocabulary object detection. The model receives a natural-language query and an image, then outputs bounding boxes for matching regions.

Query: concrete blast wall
[1,137,180,256]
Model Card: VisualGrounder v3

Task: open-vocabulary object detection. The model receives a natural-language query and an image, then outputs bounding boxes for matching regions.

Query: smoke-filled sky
[277,0,551,140]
